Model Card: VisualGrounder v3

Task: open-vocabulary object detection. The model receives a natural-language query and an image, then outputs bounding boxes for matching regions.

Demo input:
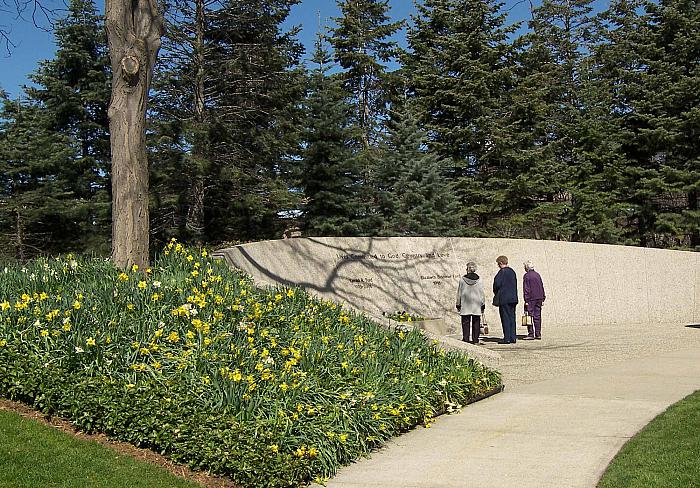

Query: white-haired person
[455,261,485,344]
[523,260,546,340]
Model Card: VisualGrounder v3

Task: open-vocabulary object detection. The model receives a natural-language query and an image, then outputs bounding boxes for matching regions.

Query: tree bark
[14,208,25,262]
[106,0,163,269]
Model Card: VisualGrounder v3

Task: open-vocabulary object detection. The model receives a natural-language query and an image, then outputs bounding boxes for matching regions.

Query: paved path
[322,322,700,488]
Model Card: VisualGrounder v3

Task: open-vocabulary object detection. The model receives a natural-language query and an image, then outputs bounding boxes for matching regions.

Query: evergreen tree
[329,0,403,149]
[404,0,517,235]
[376,107,460,235]
[299,34,361,236]
[589,0,699,248]
[0,97,77,260]
[569,0,649,244]
[631,0,700,248]
[0,0,111,258]
[500,0,598,241]
[205,0,305,242]
[149,0,219,246]
[151,0,306,244]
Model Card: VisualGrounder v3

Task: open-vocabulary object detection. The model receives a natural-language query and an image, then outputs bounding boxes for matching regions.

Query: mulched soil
[0,398,241,488]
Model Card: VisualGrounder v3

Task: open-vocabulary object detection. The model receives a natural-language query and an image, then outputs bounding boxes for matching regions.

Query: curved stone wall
[214,237,700,327]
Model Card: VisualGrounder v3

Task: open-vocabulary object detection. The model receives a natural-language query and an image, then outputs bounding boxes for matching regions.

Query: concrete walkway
[322,322,700,488]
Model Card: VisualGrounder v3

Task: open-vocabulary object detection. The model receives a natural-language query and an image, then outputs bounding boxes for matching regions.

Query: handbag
[521,312,533,327]
[480,314,489,335]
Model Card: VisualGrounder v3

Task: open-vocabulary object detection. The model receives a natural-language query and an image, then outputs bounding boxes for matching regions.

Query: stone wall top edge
[223,237,697,256]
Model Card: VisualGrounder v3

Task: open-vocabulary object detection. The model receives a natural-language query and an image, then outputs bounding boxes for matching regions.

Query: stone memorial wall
[214,237,700,327]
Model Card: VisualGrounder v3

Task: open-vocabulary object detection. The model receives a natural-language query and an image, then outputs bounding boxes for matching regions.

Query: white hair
[524,260,534,271]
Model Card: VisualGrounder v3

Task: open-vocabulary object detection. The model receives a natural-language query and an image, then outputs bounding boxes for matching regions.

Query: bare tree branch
[0,0,67,55]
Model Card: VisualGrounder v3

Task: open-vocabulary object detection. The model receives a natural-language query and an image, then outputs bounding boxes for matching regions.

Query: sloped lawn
[0,241,501,487]
[598,389,700,488]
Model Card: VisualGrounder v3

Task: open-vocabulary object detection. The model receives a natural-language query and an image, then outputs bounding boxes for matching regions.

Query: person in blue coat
[493,255,518,344]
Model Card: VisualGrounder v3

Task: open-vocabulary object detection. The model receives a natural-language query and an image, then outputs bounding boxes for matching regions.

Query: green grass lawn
[0,409,201,488]
[598,389,700,488]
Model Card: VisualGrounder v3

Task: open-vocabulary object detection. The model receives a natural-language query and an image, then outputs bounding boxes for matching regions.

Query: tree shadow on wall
[215,237,461,320]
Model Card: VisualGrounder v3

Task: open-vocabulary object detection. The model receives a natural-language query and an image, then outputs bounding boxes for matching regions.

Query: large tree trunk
[106,0,163,269]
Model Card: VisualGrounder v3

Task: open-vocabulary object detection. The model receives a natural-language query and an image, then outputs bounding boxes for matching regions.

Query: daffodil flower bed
[0,241,501,488]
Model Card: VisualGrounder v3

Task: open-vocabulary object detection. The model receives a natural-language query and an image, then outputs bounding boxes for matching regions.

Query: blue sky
[0,0,538,99]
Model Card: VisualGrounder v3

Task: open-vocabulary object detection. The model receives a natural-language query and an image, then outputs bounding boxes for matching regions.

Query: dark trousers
[499,303,517,343]
[527,299,543,338]
[461,314,481,343]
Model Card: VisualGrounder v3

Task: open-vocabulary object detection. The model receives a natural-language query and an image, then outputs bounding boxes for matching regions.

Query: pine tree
[149,0,219,246]
[0,96,77,260]
[406,0,515,163]
[500,0,598,241]
[299,34,361,236]
[404,0,516,236]
[567,0,649,244]
[589,0,699,249]
[634,0,700,248]
[151,0,305,244]
[376,107,460,236]
[207,0,305,242]
[329,0,403,149]
[404,0,517,236]
[1,0,111,257]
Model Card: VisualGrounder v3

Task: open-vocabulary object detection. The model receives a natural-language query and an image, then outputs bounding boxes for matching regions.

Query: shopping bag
[480,314,489,335]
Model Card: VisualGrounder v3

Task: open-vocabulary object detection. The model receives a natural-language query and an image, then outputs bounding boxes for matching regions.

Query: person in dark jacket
[456,261,485,344]
[523,260,546,340]
[493,255,518,344]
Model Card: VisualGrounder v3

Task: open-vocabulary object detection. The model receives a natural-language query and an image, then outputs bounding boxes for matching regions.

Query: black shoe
[535,336,542,340]
[498,340,511,344]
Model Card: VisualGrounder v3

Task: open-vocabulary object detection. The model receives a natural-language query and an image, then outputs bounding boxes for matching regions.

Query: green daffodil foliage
[0,240,501,487]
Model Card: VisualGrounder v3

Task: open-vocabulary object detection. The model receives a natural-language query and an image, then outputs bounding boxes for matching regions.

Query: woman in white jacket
[456,261,486,344]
